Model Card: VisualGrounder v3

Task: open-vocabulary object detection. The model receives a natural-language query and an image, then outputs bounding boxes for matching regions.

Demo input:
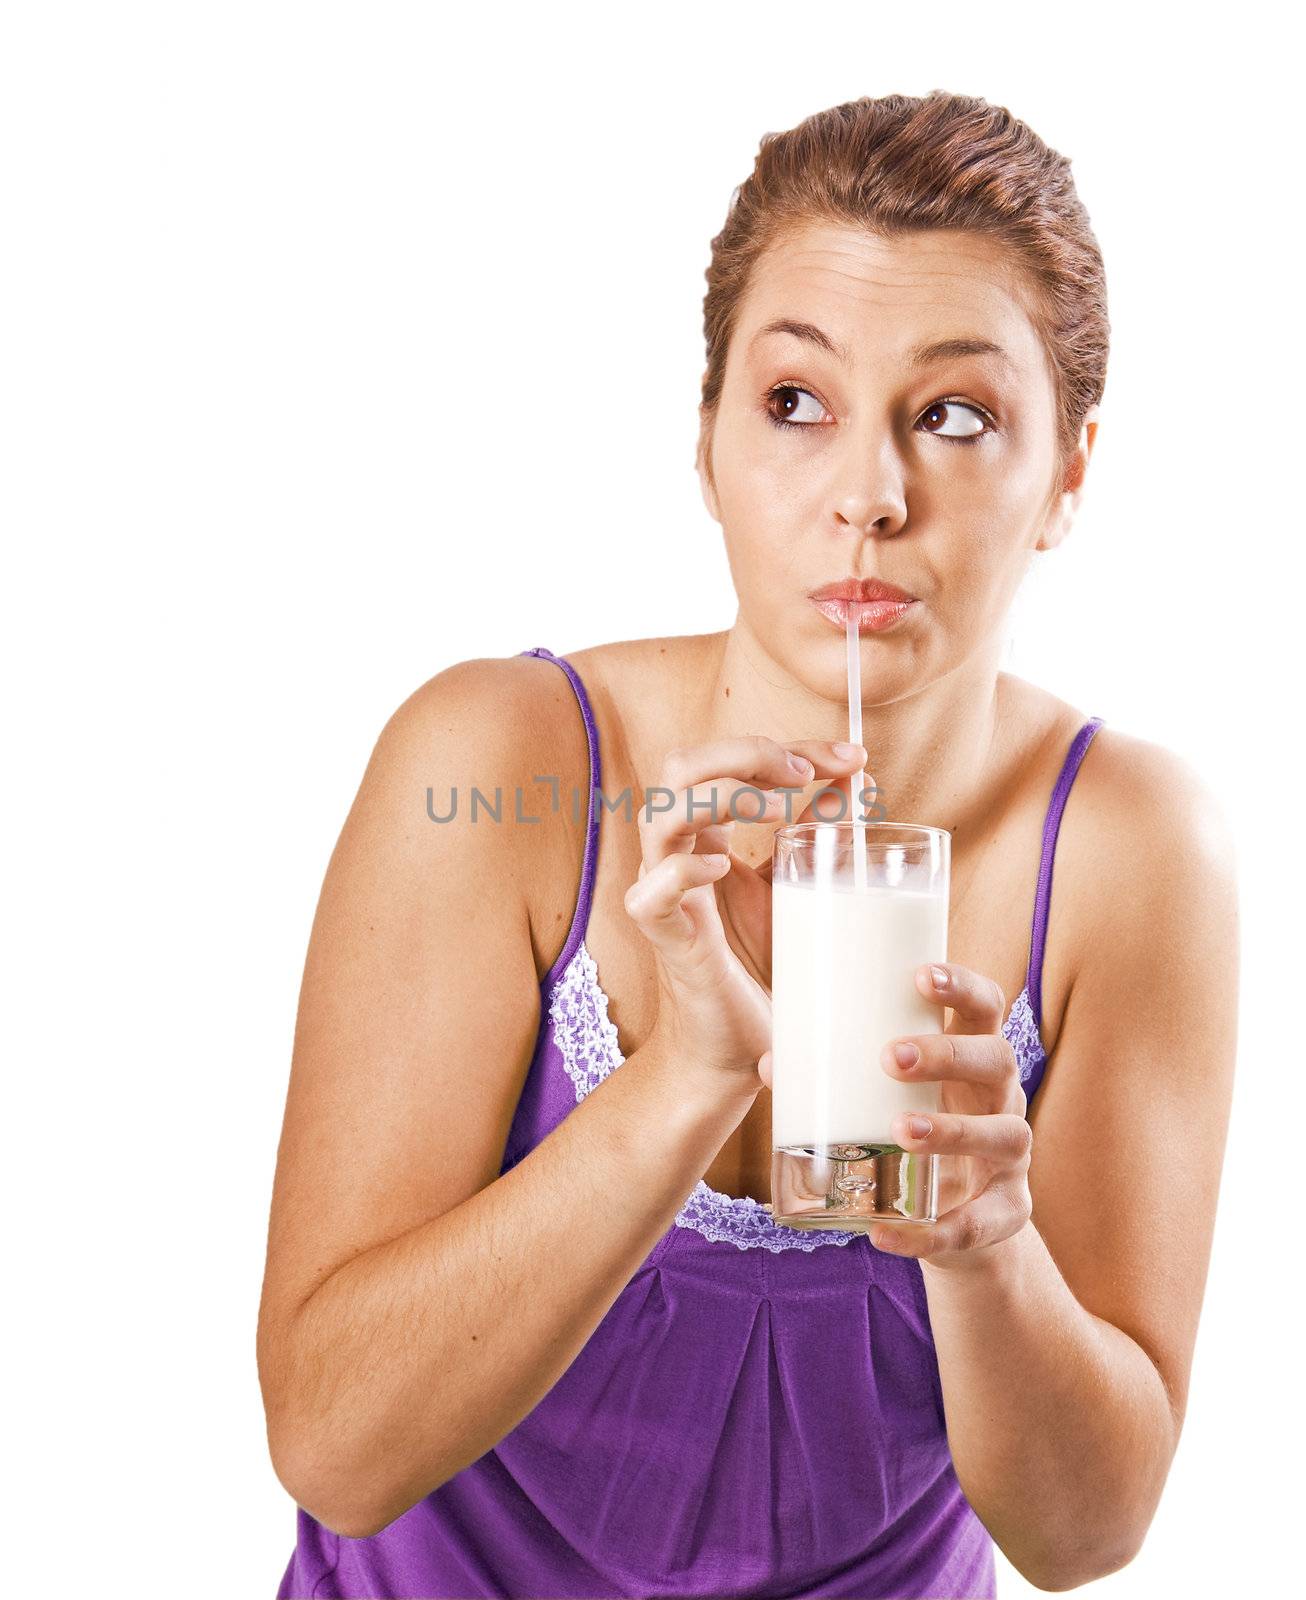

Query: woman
[261,91,1238,1599]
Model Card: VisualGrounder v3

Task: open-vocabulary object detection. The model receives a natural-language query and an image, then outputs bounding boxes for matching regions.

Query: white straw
[845,604,868,890]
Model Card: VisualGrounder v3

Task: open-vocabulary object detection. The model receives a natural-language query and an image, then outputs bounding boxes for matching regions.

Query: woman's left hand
[873,960,1034,1269]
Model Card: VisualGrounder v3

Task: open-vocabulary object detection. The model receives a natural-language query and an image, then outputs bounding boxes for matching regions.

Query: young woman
[261,91,1238,1599]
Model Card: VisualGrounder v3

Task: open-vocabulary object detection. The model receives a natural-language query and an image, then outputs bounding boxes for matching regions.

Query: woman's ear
[1073,403,1101,483]
[1037,405,1100,552]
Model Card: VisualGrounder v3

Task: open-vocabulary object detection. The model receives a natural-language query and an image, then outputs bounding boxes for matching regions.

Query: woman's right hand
[623,735,868,1091]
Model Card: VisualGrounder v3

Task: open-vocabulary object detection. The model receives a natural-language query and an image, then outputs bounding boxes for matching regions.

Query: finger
[654,738,871,839]
[871,1180,1031,1260]
[641,778,793,867]
[696,820,735,857]
[889,1109,1032,1168]
[781,753,879,829]
[880,1030,1022,1101]
[911,961,1006,1035]
[659,737,818,801]
[644,737,817,869]
[781,739,868,776]
[624,850,731,952]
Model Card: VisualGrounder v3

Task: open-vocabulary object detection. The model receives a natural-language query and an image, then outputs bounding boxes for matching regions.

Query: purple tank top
[277,646,1104,1599]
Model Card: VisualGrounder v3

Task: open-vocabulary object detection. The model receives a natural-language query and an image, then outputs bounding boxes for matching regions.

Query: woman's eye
[917,400,991,443]
[763,386,994,445]
[764,385,826,429]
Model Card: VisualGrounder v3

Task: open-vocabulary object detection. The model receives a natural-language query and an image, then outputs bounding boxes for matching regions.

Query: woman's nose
[826,421,907,538]
[831,494,907,539]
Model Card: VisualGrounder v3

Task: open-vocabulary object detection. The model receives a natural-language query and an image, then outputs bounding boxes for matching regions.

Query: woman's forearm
[917,1222,1177,1591]
[273,1035,757,1540]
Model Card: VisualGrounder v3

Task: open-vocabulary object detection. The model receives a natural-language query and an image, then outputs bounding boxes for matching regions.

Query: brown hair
[697,90,1109,495]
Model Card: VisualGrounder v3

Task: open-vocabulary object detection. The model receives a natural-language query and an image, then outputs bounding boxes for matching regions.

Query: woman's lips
[810,596,916,632]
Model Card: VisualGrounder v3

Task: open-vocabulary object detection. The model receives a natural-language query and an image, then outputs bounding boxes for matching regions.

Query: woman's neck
[672,624,1009,839]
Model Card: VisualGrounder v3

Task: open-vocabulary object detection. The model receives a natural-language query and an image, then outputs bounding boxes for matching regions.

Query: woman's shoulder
[376,653,612,979]
[378,637,689,825]
[1005,677,1233,971]
[1002,674,1217,824]
[382,651,592,773]
[1068,722,1233,918]
[369,653,594,879]
[998,679,1234,1079]
[1035,691,1223,853]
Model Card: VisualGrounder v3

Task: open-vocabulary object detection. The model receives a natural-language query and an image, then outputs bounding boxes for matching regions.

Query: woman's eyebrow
[749,319,1014,372]
[909,335,1015,371]
[750,318,851,364]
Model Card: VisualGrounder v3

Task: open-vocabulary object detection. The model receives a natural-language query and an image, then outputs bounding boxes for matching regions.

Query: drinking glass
[770,821,950,1230]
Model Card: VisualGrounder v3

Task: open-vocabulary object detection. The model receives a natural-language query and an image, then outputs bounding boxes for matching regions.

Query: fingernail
[892,1042,920,1070]
[906,1115,933,1139]
[788,754,814,777]
[874,1230,898,1251]
[930,965,949,990]
[832,741,865,760]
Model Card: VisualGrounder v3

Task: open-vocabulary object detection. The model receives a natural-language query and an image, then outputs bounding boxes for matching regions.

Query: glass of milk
[770,821,950,1230]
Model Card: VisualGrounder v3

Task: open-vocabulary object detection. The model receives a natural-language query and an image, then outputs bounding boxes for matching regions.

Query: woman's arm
[903,742,1239,1589]
[256,661,760,1539]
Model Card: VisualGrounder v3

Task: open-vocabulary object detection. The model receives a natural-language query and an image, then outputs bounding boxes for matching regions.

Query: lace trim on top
[1005,985,1047,1083]
[548,941,625,1102]
[547,939,1045,1254]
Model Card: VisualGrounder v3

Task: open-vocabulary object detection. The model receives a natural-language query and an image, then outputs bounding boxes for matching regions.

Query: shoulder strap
[1028,716,1105,1030]
[519,648,603,989]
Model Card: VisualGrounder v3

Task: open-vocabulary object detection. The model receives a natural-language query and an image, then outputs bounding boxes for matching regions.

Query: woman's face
[701,221,1090,704]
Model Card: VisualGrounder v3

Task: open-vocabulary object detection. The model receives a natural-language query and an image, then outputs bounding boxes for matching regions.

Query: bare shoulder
[390,637,696,963]
[382,652,587,780]
[1028,716,1240,1127]
[1051,722,1237,947]
[994,681,1238,1082]
[373,651,593,850]
[1085,724,1226,830]
[377,652,595,971]
[995,669,1235,957]
[389,639,685,767]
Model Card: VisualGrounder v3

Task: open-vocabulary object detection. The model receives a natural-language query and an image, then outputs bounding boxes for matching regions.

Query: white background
[4,3,1300,1595]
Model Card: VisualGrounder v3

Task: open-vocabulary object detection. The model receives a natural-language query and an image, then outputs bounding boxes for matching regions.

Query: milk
[771,878,946,1149]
